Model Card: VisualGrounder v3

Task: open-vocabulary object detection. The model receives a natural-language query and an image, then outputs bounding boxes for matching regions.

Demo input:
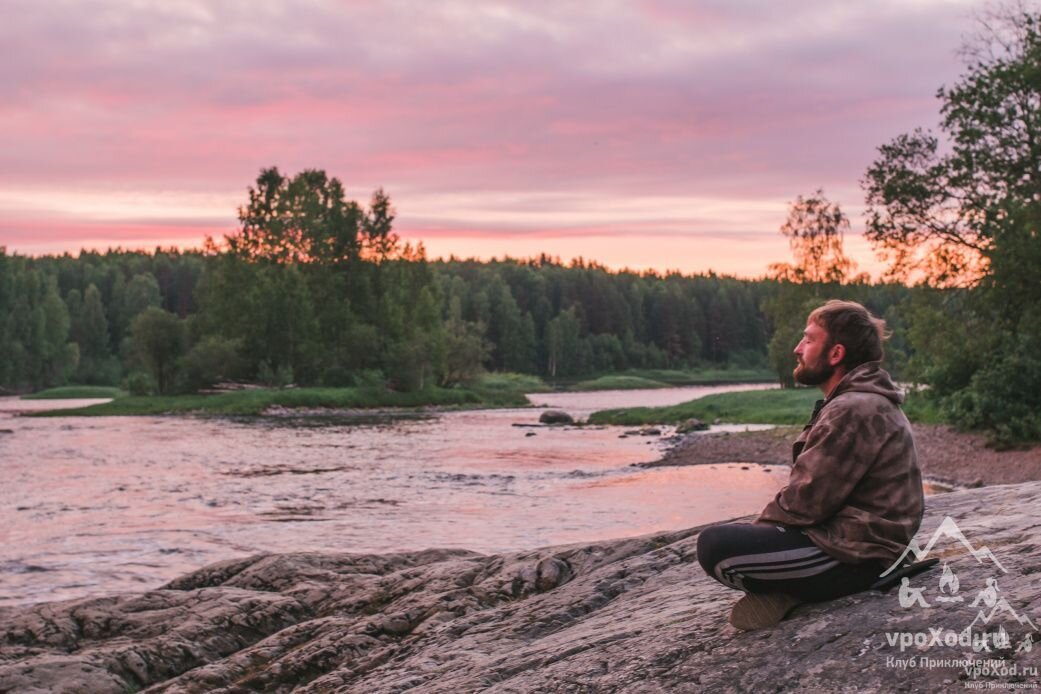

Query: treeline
[9,250,202,388]
[433,258,775,377]
[2,167,796,395]
[0,250,195,392]
[0,168,919,397]
[0,238,915,396]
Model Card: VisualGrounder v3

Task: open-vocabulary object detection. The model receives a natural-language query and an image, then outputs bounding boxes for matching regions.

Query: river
[0,383,785,607]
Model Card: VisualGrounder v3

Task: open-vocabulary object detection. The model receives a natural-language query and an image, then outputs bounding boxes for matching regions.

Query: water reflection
[0,386,787,607]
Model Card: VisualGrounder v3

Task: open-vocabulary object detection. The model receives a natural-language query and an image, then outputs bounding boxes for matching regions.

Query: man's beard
[794,353,834,386]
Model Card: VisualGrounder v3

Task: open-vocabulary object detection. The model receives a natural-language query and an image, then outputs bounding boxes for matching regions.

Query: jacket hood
[828,361,904,405]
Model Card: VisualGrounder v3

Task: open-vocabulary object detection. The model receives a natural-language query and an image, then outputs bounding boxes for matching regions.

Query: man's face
[793,320,834,386]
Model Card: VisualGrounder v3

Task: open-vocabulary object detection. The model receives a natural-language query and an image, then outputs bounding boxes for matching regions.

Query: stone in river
[539,410,574,425]
[676,418,710,434]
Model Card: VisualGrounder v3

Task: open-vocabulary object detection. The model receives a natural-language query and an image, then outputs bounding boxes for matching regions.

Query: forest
[3,8,1041,444]
[0,225,915,392]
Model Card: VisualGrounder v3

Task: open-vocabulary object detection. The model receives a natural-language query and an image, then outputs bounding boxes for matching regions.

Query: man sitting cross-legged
[696,300,924,630]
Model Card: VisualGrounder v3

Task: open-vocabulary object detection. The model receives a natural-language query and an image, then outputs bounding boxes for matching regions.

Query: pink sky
[0,1,980,277]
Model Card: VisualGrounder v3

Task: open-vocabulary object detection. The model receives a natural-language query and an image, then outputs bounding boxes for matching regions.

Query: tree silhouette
[863,8,1041,286]
[769,190,857,284]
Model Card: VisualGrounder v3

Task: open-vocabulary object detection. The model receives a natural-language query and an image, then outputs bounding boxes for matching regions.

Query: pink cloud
[1,218,230,258]
[0,1,980,276]
[2,217,230,243]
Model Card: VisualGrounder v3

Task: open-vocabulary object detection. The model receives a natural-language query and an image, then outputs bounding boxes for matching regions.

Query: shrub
[178,336,245,392]
[124,371,156,396]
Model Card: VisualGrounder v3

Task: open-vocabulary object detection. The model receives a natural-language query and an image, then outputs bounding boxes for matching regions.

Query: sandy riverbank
[642,423,1041,488]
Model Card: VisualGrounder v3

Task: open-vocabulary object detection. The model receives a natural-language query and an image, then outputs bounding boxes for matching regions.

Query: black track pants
[696,522,883,602]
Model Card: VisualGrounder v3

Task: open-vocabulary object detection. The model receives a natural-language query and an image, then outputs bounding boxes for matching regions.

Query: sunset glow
[1,0,980,276]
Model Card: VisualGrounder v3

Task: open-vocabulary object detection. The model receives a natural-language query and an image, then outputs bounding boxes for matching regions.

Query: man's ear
[828,343,845,367]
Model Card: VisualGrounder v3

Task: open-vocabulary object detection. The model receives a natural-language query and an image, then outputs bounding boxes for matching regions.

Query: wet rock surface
[3,483,1040,692]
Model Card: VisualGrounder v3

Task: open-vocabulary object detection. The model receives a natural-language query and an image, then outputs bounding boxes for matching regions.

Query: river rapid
[0,384,785,607]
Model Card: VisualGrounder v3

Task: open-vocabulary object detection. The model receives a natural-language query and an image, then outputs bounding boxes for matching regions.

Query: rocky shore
[644,423,1041,488]
[3,479,1040,692]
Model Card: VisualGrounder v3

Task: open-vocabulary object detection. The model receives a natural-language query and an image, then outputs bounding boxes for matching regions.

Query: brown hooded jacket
[757,361,925,565]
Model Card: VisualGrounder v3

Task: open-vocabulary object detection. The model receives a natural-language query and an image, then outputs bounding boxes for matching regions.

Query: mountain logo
[969,597,1039,633]
[881,516,1008,577]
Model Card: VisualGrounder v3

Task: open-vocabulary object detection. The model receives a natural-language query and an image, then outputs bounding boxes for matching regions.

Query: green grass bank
[22,369,776,417]
[565,368,776,391]
[27,372,546,417]
[29,386,516,417]
[588,387,945,426]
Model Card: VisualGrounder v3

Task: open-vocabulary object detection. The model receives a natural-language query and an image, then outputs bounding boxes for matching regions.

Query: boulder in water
[539,410,574,425]
[676,418,710,433]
